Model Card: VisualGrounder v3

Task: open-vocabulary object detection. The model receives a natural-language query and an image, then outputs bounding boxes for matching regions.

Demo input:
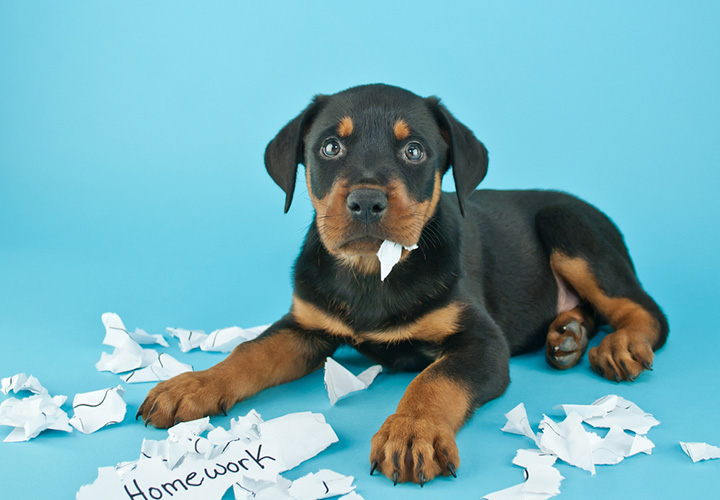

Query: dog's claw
[135,409,142,421]
[643,361,653,371]
[447,463,457,478]
[392,471,399,486]
[418,471,426,487]
[370,461,378,476]
[220,403,228,417]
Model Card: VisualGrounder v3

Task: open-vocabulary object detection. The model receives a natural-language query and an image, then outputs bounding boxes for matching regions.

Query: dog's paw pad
[546,319,588,370]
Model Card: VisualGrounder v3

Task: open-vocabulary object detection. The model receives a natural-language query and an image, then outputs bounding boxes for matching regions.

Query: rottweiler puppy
[138,84,668,485]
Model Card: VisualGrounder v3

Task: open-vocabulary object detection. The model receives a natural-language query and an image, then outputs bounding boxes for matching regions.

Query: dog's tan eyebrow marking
[393,119,411,140]
[337,116,354,137]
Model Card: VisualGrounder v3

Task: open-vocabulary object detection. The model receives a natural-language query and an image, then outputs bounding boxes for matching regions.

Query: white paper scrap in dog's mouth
[377,240,418,281]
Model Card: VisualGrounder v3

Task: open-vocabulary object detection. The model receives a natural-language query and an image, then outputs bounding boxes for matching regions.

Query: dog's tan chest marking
[291,295,465,343]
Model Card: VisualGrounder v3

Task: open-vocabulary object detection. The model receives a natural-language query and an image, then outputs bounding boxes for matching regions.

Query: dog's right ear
[264,95,328,213]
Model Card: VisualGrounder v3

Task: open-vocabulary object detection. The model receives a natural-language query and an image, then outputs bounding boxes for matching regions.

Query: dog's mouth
[336,236,385,256]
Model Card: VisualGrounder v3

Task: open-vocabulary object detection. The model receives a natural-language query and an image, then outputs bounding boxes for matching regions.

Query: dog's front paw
[136,369,236,428]
[588,330,654,382]
[370,413,459,486]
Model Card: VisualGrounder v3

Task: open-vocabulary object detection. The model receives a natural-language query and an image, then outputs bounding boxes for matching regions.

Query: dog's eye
[321,139,341,158]
[404,142,424,162]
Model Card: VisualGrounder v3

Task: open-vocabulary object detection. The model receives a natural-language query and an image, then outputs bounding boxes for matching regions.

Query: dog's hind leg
[536,202,669,381]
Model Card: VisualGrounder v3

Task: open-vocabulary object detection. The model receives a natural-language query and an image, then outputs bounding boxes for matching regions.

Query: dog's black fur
[139,84,668,485]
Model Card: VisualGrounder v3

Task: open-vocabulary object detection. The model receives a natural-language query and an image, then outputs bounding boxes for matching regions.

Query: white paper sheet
[288,469,355,500]
[376,240,418,281]
[556,395,660,435]
[501,402,539,446]
[129,327,169,347]
[680,441,720,462]
[77,410,340,500]
[69,386,127,434]
[257,412,339,471]
[233,476,294,500]
[0,393,72,442]
[1,373,49,396]
[499,396,658,480]
[96,313,160,374]
[120,352,193,383]
[200,325,270,353]
[323,357,382,405]
[338,493,366,500]
[167,327,208,352]
[539,412,598,474]
[591,426,654,465]
[483,449,564,500]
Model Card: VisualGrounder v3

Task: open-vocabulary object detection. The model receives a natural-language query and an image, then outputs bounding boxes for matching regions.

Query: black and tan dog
[138,84,668,485]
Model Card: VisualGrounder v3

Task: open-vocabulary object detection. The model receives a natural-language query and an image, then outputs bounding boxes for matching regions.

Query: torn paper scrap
[592,426,654,465]
[501,402,539,446]
[258,412,339,471]
[376,240,418,281]
[97,313,159,374]
[200,325,270,353]
[100,312,133,346]
[1,373,48,396]
[556,394,660,435]
[168,416,214,442]
[324,357,382,405]
[338,493,366,500]
[167,327,208,352]
[484,450,564,500]
[0,394,72,442]
[77,410,339,500]
[680,442,720,462]
[512,449,558,468]
[207,410,263,447]
[134,413,260,472]
[539,412,598,474]
[69,386,127,434]
[128,327,169,347]
[79,437,285,499]
[120,352,193,383]
[288,469,355,500]
[234,476,294,500]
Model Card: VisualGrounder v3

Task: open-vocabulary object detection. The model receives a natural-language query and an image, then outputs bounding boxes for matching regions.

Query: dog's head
[265,84,488,258]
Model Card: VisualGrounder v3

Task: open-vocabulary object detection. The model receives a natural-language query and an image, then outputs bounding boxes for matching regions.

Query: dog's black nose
[346,189,388,224]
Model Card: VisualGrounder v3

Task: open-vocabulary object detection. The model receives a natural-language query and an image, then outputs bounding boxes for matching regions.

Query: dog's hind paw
[546,314,589,370]
[588,330,654,382]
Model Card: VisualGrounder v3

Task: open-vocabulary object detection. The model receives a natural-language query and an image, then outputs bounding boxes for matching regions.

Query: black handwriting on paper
[122,444,276,499]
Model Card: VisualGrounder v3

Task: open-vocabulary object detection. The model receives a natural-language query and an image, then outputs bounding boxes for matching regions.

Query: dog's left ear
[427,97,489,217]
[264,95,328,213]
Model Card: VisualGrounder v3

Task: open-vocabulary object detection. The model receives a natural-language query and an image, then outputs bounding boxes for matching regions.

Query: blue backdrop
[1,1,719,499]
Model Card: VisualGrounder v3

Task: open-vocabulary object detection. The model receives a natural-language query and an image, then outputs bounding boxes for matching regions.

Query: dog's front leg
[137,315,340,428]
[370,312,510,485]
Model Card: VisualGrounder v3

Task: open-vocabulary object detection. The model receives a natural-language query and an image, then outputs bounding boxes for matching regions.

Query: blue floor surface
[1,2,719,499]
